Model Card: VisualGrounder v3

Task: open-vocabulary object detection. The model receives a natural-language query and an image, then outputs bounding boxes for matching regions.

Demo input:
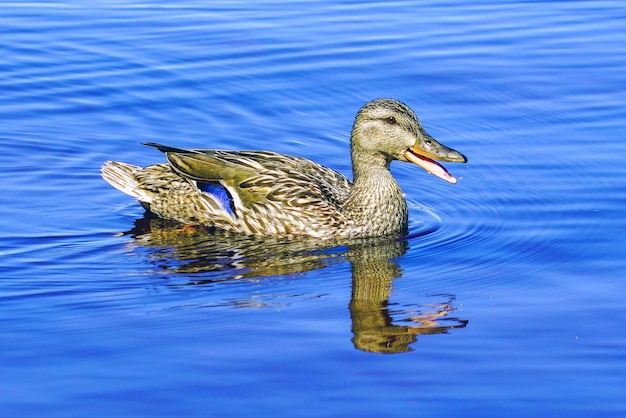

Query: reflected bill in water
[123,217,468,354]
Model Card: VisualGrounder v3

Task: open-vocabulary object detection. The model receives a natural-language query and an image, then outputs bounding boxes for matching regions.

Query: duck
[101,98,467,239]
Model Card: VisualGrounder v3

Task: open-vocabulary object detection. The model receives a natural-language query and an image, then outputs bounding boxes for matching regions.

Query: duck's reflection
[347,239,468,353]
[125,217,468,354]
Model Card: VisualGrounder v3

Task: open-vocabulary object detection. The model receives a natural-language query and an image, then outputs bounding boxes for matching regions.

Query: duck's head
[351,98,467,184]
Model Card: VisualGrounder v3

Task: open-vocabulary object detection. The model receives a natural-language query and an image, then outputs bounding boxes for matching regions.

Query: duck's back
[102,145,355,237]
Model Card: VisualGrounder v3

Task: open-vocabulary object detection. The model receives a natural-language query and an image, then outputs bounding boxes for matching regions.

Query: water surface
[1,1,625,417]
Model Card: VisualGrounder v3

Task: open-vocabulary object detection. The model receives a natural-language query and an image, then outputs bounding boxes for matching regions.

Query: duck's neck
[344,152,408,237]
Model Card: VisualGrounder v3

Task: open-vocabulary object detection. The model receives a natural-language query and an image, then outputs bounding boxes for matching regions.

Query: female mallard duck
[101,98,466,238]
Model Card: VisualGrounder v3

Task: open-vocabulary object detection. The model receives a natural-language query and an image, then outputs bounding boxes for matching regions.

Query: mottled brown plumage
[101,98,466,238]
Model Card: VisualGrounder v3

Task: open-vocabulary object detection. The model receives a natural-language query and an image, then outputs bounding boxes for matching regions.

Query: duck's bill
[405,149,458,184]
[405,139,467,184]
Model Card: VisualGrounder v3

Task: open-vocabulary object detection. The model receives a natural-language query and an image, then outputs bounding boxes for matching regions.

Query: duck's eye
[385,116,397,125]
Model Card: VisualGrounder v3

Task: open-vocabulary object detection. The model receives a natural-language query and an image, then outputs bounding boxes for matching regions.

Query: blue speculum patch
[197,181,235,217]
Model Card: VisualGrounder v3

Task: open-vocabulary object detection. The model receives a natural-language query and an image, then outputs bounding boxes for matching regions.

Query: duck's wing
[144,142,352,213]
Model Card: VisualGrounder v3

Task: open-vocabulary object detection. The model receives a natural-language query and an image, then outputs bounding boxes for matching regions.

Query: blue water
[1,1,625,416]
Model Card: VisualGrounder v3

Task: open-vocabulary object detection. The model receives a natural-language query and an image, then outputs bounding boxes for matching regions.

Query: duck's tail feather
[101,161,153,204]
[143,142,192,155]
